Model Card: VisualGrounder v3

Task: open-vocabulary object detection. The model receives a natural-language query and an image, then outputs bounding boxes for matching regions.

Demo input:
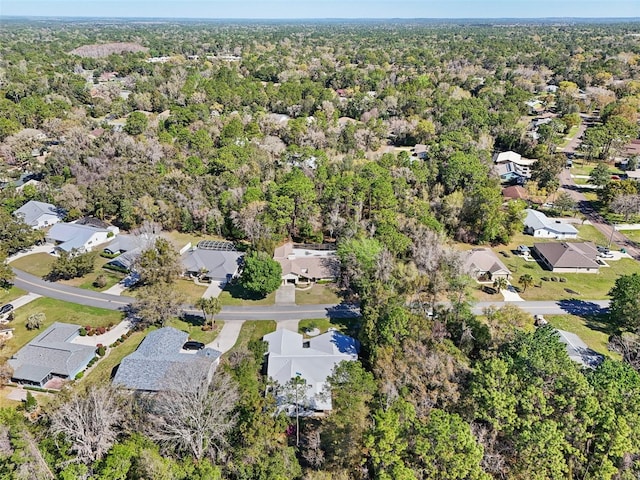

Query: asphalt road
[12,267,610,320]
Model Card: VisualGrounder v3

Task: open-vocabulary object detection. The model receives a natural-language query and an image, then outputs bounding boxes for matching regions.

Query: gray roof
[181,248,243,281]
[104,235,140,254]
[464,248,511,277]
[263,329,359,411]
[525,209,578,236]
[13,200,63,227]
[8,322,95,383]
[113,327,221,392]
[48,222,110,252]
[106,248,141,270]
[534,242,600,269]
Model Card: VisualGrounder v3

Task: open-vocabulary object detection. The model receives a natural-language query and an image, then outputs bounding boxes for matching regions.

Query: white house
[263,329,359,413]
[493,151,537,182]
[524,209,578,239]
[47,222,119,253]
[274,243,339,285]
[13,200,64,229]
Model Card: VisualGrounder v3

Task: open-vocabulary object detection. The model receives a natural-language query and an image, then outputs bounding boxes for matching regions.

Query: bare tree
[146,371,239,461]
[132,282,185,328]
[49,385,126,465]
[610,194,640,222]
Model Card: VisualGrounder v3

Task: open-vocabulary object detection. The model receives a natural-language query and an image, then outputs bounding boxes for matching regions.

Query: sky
[1,0,639,19]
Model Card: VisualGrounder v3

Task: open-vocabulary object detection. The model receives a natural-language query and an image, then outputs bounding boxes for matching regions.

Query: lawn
[10,253,125,292]
[219,283,275,306]
[295,284,343,305]
[0,297,123,363]
[10,253,55,277]
[547,314,619,359]
[298,317,360,338]
[228,320,276,353]
[0,286,26,305]
[165,316,222,344]
[127,279,207,306]
[570,162,624,177]
[618,230,640,244]
[577,224,613,246]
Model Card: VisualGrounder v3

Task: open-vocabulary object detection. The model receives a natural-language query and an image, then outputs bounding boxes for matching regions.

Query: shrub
[26,312,46,330]
[97,326,106,335]
[24,391,37,412]
[96,345,106,356]
[541,277,550,282]
[93,274,108,288]
[75,371,84,380]
[79,327,87,336]
[559,277,567,283]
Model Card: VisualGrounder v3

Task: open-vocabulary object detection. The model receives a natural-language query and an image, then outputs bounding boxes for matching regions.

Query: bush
[559,277,567,283]
[96,345,106,356]
[541,277,550,282]
[93,274,108,288]
[97,326,106,335]
[24,391,37,412]
[75,372,84,380]
[79,327,87,336]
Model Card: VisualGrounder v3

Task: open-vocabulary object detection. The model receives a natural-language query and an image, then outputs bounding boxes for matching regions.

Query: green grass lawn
[298,317,360,338]
[172,279,208,306]
[165,316,222,344]
[10,253,55,277]
[570,162,624,177]
[219,283,275,306]
[295,284,343,305]
[618,230,640,244]
[228,320,276,353]
[0,286,26,305]
[0,298,123,363]
[577,224,613,246]
[547,314,619,359]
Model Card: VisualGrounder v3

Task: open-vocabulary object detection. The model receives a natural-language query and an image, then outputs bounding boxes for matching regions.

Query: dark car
[183,341,205,351]
[597,246,610,254]
[0,304,14,315]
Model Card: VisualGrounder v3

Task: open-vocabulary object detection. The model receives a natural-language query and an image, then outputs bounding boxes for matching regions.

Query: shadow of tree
[556,299,616,335]
[180,312,205,327]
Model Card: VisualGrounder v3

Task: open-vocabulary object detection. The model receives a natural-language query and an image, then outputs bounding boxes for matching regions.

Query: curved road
[12,267,609,320]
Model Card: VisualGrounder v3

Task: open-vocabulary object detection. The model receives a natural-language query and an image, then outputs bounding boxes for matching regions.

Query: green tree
[493,277,508,293]
[240,251,282,297]
[194,296,222,328]
[47,249,97,281]
[609,273,640,332]
[336,237,384,295]
[124,111,148,135]
[518,274,533,292]
[26,312,45,330]
[133,282,186,328]
[590,162,611,187]
[135,238,182,285]
[24,390,38,412]
[531,154,564,193]
[0,210,42,256]
[554,191,577,214]
[0,250,15,288]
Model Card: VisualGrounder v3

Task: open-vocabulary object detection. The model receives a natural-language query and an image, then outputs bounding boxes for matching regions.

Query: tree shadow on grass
[556,299,616,335]
[223,282,269,301]
[180,312,206,327]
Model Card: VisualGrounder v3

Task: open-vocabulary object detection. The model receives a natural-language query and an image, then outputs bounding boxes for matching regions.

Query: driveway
[206,320,245,353]
[277,319,300,332]
[202,280,224,299]
[7,243,54,262]
[71,319,133,347]
[5,292,41,310]
[556,329,603,368]
[275,284,296,304]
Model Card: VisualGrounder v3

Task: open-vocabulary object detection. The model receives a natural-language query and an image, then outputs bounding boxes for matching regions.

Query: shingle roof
[181,248,243,281]
[104,235,140,254]
[263,329,359,410]
[534,242,600,269]
[525,209,578,235]
[113,327,221,392]
[13,200,63,227]
[8,322,95,383]
[106,248,141,270]
[47,222,110,252]
[464,248,511,277]
[274,243,339,280]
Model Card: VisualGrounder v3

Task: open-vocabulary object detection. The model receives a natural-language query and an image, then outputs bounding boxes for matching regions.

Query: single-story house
[113,327,221,392]
[274,243,339,285]
[464,248,511,282]
[524,209,578,239]
[13,200,64,229]
[502,185,529,201]
[8,322,96,387]
[263,329,359,413]
[47,222,118,253]
[412,144,427,160]
[494,151,537,182]
[533,242,600,273]
[104,235,140,255]
[181,241,243,282]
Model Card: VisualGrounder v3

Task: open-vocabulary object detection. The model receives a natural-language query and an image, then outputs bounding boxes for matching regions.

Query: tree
[135,238,182,285]
[26,312,45,330]
[553,192,576,214]
[24,391,37,412]
[493,277,508,293]
[49,385,127,465]
[518,274,533,292]
[146,371,239,461]
[47,249,97,281]
[609,273,640,332]
[590,162,611,187]
[0,210,42,256]
[281,375,311,447]
[133,282,185,328]
[240,251,282,297]
[531,154,564,193]
[194,296,222,329]
[0,250,14,289]
[124,111,148,135]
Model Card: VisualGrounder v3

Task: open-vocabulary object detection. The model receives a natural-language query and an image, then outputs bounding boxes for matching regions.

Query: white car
[534,314,548,327]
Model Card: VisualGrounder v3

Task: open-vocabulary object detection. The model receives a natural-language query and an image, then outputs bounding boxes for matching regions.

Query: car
[542,202,554,208]
[183,341,205,351]
[597,246,610,254]
[0,304,14,315]
[611,175,620,180]
[599,253,614,259]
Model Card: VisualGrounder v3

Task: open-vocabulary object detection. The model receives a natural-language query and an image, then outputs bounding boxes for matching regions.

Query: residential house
[104,235,144,271]
[274,243,339,285]
[464,248,511,282]
[412,144,427,160]
[113,327,221,392]
[502,185,529,201]
[8,322,96,387]
[494,151,537,183]
[524,209,578,239]
[181,241,243,282]
[47,222,118,253]
[13,200,64,229]
[263,329,360,413]
[533,242,600,273]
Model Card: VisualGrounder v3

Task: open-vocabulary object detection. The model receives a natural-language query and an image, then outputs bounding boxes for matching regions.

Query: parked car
[183,341,205,351]
[597,246,610,254]
[534,314,548,327]
[599,253,614,259]
[0,304,14,315]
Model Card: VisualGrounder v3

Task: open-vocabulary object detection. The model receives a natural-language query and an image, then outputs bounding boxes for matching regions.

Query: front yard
[228,320,277,353]
[219,283,276,306]
[0,297,123,363]
[0,287,27,305]
[546,314,619,359]
[298,317,360,338]
[295,284,343,305]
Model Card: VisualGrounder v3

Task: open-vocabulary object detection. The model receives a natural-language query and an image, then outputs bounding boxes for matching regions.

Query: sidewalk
[206,320,244,353]
[8,292,42,309]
